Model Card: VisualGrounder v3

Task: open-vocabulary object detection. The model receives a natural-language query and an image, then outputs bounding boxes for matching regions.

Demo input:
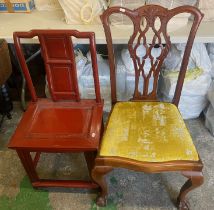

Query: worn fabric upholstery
[100,102,199,162]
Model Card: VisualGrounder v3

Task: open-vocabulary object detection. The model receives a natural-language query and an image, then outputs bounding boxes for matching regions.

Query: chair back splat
[13,30,102,103]
[101,5,203,106]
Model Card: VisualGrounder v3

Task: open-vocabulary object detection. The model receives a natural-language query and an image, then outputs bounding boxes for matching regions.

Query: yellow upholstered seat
[100,102,199,162]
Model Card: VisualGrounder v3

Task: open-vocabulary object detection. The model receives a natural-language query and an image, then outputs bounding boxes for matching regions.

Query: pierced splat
[128,14,171,99]
[101,5,203,105]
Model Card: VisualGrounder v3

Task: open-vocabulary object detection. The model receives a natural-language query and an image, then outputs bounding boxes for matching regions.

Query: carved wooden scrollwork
[101,5,203,105]
[128,6,172,100]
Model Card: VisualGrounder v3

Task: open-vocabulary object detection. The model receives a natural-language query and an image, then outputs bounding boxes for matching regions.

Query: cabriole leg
[92,165,113,207]
[177,171,204,210]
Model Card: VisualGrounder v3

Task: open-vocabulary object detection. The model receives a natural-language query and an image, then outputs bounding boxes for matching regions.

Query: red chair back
[13,30,102,103]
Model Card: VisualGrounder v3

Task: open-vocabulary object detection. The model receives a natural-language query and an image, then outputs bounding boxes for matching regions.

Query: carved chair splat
[92,5,204,209]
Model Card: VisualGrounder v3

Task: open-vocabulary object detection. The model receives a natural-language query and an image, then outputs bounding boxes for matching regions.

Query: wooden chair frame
[8,30,104,189]
[92,5,204,209]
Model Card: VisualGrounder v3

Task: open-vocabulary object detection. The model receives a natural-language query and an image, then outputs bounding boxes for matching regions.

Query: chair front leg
[16,150,39,183]
[92,165,113,207]
[177,171,204,210]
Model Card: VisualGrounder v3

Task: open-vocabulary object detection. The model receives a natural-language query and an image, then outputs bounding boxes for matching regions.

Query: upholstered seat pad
[100,102,199,162]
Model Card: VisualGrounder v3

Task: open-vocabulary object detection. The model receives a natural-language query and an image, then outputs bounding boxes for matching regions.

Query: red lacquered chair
[92,5,204,210]
[8,30,103,189]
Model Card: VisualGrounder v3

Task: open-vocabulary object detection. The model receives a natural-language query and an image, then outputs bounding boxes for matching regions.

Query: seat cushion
[99,102,199,162]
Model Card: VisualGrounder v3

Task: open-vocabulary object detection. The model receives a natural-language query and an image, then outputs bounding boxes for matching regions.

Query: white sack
[81,52,109,77]
[75,49,88,78]
[160,73,211,97]
[159,73,212,119]
[163,93,208,119]
[78,51,112,111]
[164,43,212,74]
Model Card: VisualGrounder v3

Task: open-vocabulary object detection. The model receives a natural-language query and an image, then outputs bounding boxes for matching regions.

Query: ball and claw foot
[178,199,190,210]
[96,195,107,207]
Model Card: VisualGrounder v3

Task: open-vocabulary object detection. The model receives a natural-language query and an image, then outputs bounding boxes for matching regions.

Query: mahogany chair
[92,5,204,210]
[8,30,103,189]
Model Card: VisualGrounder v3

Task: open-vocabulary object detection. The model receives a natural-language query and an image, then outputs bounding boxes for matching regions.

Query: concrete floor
[0,103,214,210]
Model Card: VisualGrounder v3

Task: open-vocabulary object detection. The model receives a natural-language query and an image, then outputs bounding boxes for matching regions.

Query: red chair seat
[9,99,103,151]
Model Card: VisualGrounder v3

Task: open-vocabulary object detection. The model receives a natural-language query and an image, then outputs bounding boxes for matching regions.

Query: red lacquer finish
[8,30,103,189]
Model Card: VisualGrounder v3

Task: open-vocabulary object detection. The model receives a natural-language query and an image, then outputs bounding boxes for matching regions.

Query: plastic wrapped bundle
[78,51,112,111]
[160,43,212,119]
[160,71,212,119]
[164,43,212,74]
[75,49,88,78]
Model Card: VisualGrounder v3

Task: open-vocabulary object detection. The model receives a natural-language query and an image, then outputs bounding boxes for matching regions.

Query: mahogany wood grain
[8,30,104,189]
[177,171,204,210]
[92,5,204,209]
[92,166,113,206]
